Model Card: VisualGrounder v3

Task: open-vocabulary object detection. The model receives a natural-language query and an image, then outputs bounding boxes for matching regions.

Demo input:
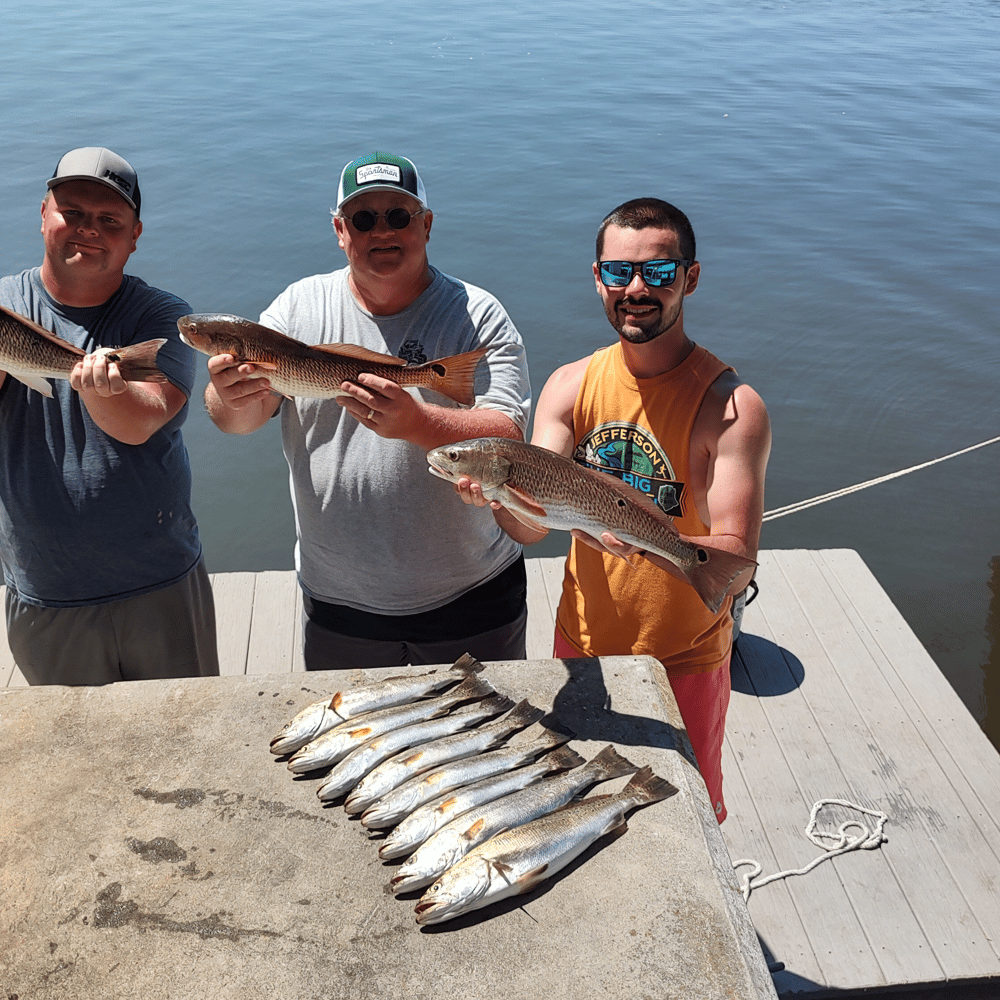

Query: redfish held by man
[427,436,755,615]
[177,313,486,406]
[1,304,166,398]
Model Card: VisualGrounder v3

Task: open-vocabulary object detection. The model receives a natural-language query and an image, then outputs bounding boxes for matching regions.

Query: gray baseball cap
[47,147,141,216]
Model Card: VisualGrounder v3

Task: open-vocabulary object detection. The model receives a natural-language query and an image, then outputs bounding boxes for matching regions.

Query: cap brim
[337,184,427,212]
[46,175,138,211]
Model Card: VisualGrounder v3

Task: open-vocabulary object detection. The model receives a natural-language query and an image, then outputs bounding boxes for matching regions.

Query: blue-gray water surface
[2,1,998,749]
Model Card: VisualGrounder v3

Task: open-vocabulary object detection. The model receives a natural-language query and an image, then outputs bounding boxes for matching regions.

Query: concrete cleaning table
[1,655,776,1000]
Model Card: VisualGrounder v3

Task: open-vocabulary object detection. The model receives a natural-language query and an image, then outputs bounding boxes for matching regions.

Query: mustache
[618,297,659,309]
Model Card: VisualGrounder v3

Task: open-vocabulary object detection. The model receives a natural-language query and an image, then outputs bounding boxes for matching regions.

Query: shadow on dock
[732,633,804,698]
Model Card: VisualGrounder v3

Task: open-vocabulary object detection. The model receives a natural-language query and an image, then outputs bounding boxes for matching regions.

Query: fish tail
[424,347,488,406]
[502,699,545,730]
[586,744,639,782]
[450,652,486,675]
[105,338,169,382]
[621,765,678,806]
[479,692,517,716]
[451,673,498,702]
[681,545,756,615]
[541,745,585,773]
[533,726,575,753]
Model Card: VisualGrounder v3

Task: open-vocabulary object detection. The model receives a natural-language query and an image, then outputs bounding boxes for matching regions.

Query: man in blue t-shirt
[0,147,218,684]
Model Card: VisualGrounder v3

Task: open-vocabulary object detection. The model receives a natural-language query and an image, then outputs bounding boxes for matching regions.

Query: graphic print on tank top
[572,420,685,517]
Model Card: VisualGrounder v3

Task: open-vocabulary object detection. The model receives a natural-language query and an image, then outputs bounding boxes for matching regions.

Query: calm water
[3,1,998,747]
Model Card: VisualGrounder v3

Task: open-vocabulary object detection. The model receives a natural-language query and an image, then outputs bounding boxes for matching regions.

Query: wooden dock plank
[778,550,1000,976]
[724,572,900,992]
[724,550,1000,995]
[209,571,257,676]
[820,549,1000,845]
[742,553,946,989]
[245,570,301,674]
[724,645,827,991]
[524,557,556,660]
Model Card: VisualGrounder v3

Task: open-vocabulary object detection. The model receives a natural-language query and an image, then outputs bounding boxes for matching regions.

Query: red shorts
[553,631,730,823]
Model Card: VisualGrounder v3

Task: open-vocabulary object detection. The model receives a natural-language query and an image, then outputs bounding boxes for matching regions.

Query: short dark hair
[596,198,696,263]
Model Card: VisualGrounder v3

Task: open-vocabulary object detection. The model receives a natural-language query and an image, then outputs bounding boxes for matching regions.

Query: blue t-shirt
[0,268,202,607]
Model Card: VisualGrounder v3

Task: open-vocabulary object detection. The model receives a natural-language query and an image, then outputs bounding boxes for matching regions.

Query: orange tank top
[555,342,734,676]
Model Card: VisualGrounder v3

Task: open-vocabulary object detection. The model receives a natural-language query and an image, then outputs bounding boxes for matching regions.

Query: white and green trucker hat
[336,152,427,211]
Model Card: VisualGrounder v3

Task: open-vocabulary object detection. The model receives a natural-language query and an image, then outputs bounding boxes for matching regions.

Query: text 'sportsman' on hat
[336,152,427,212]
[47,147,141,217]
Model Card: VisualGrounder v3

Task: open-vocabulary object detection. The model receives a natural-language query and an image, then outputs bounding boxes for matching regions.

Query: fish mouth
[427,462,453,482]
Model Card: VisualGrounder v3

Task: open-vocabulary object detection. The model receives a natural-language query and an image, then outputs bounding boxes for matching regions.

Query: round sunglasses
[343,207,426,232]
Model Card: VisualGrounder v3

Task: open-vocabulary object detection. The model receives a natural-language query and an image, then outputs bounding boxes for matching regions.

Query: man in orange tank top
[455,198,771,822]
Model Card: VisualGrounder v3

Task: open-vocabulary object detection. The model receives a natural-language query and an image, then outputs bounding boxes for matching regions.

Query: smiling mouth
[619,300,658,317]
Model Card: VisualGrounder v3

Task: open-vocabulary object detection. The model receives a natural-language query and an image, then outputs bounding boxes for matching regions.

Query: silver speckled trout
[414,765,677,925]
[1,304,166,398]
[178,313,486,406]
[427,436,755,614]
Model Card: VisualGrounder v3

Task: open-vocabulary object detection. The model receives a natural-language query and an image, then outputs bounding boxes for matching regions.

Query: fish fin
[463,819,487,840]
[621,765,679,805]
[503,483,549,521]
[422,347,488,406]
[1,304,86,355]
[450,652,486,674]
[513,863,550,894]
[103,339,168,382]
[10,372,55,396]
[246,359,279,371]
[542,746,586,772]
[587,744,640,782]
[676,539,757,615]
[606,820,630,842]
[490,860,516,885]
[311,342,407,366]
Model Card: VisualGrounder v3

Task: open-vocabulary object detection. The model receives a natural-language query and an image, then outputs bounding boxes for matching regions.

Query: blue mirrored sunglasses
[598,258,692,288]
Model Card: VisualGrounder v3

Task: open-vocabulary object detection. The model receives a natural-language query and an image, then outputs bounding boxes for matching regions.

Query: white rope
[733,798,889,903]
[762,434,1000,522]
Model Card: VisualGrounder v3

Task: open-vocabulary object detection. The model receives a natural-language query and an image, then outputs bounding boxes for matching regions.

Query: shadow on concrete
[549,656,691,763]
[731,632,804,698]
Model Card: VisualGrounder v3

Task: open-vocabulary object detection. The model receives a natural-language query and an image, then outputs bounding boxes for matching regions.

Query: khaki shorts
[6,560,219,686]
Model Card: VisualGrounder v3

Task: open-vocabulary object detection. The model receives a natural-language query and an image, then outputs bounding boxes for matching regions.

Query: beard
[606,295,684,345]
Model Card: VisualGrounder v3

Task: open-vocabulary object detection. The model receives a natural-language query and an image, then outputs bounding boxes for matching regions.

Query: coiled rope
[762,433,1000,522]
[733,799,889,902]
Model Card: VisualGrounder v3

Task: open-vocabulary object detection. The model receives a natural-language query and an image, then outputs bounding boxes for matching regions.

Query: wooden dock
[3,550,999,998]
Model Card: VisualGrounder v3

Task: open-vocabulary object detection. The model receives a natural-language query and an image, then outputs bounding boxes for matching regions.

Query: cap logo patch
[103,170,132,193]
[356,163,401,186]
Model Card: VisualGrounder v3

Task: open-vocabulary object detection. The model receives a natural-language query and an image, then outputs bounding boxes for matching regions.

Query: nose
[625,270,650,294]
